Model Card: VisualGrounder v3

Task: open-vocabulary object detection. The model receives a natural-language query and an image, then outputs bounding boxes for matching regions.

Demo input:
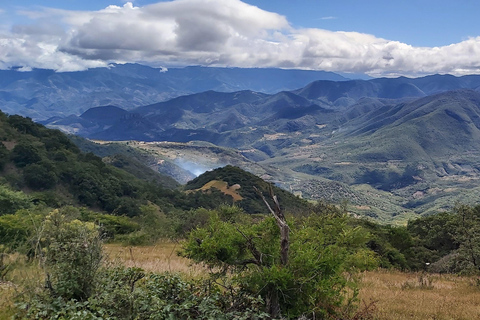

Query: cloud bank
[2,0,480,76]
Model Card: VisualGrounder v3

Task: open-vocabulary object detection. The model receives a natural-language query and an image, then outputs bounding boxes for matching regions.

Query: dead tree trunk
[255,186,289,266]
[255,186,290,318]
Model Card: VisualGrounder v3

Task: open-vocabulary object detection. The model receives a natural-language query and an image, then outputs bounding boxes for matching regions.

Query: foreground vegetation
[3,240,480,320]
[2,112,480,318]
[3,202,480,319]
[359,270,480,320]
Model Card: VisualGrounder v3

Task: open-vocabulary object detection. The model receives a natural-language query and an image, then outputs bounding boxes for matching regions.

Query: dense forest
[2,112,480,319]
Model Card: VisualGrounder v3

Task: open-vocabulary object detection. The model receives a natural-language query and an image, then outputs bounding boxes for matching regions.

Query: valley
[71,88,480,223]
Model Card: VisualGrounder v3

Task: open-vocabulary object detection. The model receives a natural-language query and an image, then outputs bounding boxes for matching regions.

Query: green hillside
[185,165,311,214]
[0,111,237,217]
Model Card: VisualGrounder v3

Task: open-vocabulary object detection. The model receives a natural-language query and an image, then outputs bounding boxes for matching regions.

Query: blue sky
[1,0,480,76]
[247,0,479,47]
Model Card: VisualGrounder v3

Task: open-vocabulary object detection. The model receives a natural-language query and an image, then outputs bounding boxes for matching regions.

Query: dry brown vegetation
[3,244,480,319]
[103,241,207,277]
[358,269,480,320]
[0,283,15,320]
[0,253,43,320]
[106,243,480,319]
[196,180,243,201]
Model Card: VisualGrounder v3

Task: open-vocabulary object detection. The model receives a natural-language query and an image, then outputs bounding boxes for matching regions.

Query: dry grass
[103,241,207,278]
[4,243,480,320]
[106,242,480,320]
[104,243,480,319]
[0,253,43,320]
[358,269,480,320]
[199,180,243,201]
[0,282,16,320]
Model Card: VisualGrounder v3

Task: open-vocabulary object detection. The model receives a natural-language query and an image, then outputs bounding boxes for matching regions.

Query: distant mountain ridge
[46,74,480,146]
[0,64,347,120]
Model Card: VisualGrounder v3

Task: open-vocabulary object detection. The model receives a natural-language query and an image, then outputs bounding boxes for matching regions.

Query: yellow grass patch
[0,282,16,320]
[355,205,371,210]
[1,141,16,150]
[262,133,287,140]
[358,270,480,320]
[0,253,44,319]
[103,241,207,278]
[196,180,243,201]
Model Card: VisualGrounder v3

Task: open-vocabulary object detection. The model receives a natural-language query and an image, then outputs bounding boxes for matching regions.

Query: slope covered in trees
[185,165,311,214]
[0,111,236,217]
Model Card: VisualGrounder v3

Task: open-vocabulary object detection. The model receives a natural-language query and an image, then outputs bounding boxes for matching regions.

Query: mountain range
[0,64,346,120]
[4,65,480,222]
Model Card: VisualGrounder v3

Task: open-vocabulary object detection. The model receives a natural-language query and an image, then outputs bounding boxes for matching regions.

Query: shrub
[23,162,58,190]
[0,185,32,215]
[40,210,103,301]
[10,141,43,168]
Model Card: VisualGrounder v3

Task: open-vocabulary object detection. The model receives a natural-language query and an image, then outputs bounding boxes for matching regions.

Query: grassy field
[0,253,43,320]
[2,243,480,319]
[358,270,480,320]
[107,242,480,320]
[104,241,207,277]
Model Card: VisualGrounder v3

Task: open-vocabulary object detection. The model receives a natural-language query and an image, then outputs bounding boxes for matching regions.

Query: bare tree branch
[254,186,289,266]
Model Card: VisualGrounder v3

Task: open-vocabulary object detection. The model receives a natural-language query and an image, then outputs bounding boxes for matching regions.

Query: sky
[1,0,480,77]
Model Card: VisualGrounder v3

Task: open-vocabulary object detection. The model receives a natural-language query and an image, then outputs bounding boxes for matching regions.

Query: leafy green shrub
[40,210,103,301]
[17,267,269,320]
[0,206,46,251]
[115,230,151,246]
[0,185,32,215]
[80,209,140,239]
[451,205,480,275]
[10,141,43,168]
[7,115,42,136]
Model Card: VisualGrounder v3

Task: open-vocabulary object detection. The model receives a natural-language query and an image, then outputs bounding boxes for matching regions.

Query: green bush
[10,141,43,168]
[17,267,269,320]
[40,210,103,301]
[0,185,32,215]
[0,214,33,249]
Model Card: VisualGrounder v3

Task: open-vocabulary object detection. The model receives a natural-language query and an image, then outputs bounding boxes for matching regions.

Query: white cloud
[320,16,337,20]
[1,0,480,76]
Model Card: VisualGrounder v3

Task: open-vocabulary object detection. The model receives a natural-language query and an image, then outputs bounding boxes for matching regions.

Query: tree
[182,198,376,318]
[0,185,32,215]
[10,141,43,167]
[23,162,58,190]
[452,205,480,274]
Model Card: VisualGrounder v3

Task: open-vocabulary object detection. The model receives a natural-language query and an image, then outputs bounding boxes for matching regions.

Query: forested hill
[185,165,311,214]
[0,111,236,216]
[0,111,307,216]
